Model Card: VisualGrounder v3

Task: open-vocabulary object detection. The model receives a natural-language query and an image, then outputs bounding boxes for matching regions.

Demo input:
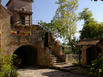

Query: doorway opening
[13,45,37,67]
[86,46,101,65]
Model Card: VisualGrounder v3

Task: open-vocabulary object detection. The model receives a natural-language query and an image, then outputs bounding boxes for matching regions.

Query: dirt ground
[17,68,87,77]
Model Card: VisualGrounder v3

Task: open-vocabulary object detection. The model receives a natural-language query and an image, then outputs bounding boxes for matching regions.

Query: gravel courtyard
[17,68,87,77]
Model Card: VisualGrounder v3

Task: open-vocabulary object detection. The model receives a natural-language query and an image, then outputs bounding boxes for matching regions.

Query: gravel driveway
[17,68,87,77]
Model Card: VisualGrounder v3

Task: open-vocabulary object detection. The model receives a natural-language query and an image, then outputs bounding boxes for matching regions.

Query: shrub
[87,52,103,77]
[0,53,18,77]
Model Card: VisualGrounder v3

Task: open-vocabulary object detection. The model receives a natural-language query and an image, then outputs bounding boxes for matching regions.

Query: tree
[39,21,53,32]
[52,0,78,40]
[39,0,78,39]
[52,0,78,53]
[39,0,78,53]
[79,8,103,40]
[78,8,93,23]
[68,36,79,53]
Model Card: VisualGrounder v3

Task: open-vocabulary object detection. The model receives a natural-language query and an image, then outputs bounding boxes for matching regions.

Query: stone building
[0,1,11,53]
[0,0,67,67]
[78,39,103,66]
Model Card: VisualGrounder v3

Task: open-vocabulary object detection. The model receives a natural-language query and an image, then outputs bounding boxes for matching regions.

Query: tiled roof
[77,39,102,46]
[6,0,34,6]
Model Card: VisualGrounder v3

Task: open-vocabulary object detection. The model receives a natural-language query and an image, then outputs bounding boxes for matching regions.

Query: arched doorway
[13,45,37,67]
[86,46,101,65]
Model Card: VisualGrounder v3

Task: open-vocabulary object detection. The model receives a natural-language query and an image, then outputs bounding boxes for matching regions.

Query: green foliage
[53,0,78,39]
[39,0,78,53]
[39,21,53,32]
[79,8,103,40]
[39,0,78,39]
[53,0,78,53]
[68,37,79,54]
[78,8,93,22]
[80,21,101,39]
[87,52,103,77]
[0,51,18,77]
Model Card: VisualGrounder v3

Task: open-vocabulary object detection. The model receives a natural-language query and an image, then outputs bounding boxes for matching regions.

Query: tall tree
[39,0,78,51]
[52,0,78,41]
[78,8,93,23]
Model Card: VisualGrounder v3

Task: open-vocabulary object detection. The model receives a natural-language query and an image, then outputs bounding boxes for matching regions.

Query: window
[10,16,12,25]
[20,15,25,25]
[22,8,25,11]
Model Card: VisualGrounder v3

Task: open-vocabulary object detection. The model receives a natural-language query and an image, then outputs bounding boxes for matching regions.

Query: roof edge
[1,4,12,15]
[6,0,11,6]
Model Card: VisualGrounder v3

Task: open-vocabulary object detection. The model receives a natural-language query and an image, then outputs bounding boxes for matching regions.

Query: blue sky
[2,0,103,38]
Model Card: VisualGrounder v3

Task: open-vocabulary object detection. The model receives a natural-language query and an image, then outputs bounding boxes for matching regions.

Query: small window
[20,15,25,25]
[22,7,25,11]
[22,8,24,11]
[10,16,12,25]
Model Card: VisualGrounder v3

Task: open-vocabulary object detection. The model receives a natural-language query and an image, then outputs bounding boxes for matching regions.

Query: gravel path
[17,68,87,77]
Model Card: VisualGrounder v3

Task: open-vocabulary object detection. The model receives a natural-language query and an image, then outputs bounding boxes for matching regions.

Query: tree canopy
[39,0,78,53]
[52,0,78,40]
[39,0,78,42]
[79,8,103,40]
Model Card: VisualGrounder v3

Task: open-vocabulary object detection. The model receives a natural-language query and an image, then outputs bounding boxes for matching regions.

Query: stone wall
[14,0,32,11]
[80,45,102,66]
[1,16,11,50]
[48,32,66,62]
[7,0,32,26]
[0,6,11,53]
[0,0,68,67]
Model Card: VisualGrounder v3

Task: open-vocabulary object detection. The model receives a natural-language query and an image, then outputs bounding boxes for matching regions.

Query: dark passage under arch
[13,45,37,67]
[86,46,101,65]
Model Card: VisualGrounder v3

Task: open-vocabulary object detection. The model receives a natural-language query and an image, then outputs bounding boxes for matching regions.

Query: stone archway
[13,45,37,67]
[86,46,102,65]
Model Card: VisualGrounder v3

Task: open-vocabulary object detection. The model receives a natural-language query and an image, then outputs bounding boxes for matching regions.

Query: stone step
[53,62,65,66]
[51,55,64,64]
[48,50,64,65]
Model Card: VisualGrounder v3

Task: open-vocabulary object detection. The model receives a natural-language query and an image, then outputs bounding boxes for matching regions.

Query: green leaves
[78,8,93,22]
[79,8,103,40]
[39,0,78,48]
[87,51,103,77]
[0,54,18,77]
[53,0,78,40]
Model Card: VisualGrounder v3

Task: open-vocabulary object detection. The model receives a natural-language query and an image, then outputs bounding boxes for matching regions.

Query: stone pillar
[81,46,88,66]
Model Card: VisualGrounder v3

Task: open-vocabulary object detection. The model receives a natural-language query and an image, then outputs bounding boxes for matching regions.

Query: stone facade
[0,0,67,67]
[0,4,11,53]
[78,39,103,66]
[6,0,32,26]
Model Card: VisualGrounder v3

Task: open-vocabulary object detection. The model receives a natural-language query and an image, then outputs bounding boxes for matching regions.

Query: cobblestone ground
[17,68,87,77]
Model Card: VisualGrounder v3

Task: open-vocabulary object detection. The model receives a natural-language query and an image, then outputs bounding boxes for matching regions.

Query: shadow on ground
[42,70,69,77]
[42,69,87,77]
[17,66,87,77]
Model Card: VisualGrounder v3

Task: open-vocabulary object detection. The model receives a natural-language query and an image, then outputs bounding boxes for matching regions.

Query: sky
[2,0,103,38]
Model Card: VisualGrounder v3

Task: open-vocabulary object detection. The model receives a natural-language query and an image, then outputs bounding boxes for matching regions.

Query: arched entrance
[13,45,37,67]
[86,46,101,65]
